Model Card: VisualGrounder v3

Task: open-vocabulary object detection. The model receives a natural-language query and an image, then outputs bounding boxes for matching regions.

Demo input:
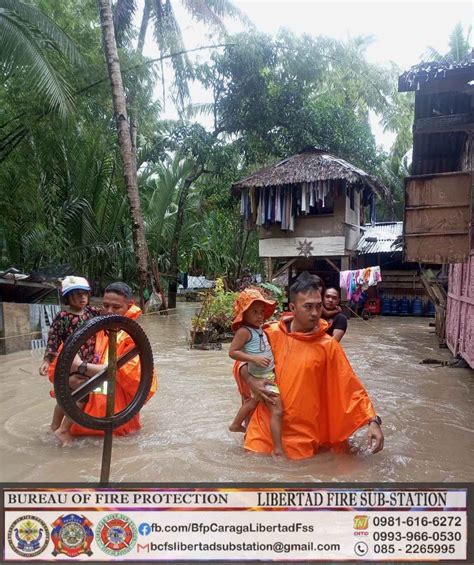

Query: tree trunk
[235,222,250,282]
[137,0,150,54]
[167,170,201,309]
[97,0,148,308]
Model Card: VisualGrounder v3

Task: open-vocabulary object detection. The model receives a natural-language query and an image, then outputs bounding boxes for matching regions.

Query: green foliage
[190,280,284,342]
[259,282,285,313]
[424,22,472,64]
[203,287,237,331]
[0,0,160,291]
[0,120,135,284]
[5,1,456,291]
[191,278,237,340]
[112,0,252,112]
[0,0,82,117]
[199,30,391,175]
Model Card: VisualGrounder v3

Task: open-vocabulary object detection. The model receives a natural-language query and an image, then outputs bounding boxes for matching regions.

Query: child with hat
[228,287,285,457]
[39,276,101,444]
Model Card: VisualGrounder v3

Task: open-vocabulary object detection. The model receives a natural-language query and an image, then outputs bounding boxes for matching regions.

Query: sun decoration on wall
[296,239,314,257]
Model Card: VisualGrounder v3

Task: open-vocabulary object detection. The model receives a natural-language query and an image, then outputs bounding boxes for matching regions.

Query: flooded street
[0,304,472,483]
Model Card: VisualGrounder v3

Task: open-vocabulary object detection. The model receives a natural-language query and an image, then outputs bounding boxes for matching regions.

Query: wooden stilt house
[232,147,387,289]
[398,51,473,366]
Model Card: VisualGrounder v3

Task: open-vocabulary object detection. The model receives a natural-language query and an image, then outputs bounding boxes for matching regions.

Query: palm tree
[111,0,252,306]
[141,154,194,265]
[97,0,149,306]
[0,0,81,117]
[0,121,133,285]
[113,0,252,110]
[424,22,472,64]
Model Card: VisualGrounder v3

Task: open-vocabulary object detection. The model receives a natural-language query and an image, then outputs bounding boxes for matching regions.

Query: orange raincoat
[70,305,157,437]
[234,316,375,460]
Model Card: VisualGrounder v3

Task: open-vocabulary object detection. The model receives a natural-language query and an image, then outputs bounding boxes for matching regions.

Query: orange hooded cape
[70,305,157,437]
[234,316,375,460]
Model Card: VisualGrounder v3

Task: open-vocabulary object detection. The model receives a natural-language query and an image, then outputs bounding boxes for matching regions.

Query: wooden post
[100,329,117,485]
[340,256,350,301]
[151,258,168,315]
[265,257,273,282]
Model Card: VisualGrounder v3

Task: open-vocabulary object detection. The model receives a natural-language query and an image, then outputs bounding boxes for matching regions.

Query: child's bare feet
[47,424,59,434]
[228,424,246,433]
[54,428,74,447]
[272,447,286,458]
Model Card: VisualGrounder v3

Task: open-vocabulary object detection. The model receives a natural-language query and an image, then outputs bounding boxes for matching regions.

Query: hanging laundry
[250,187,257,224]
[288,189,295,231]
[265,187,272,223]
[340,267,382,301]
[309,182,316,207]
[239,179,369,232]
[368,265,382,286]
[275,186,282,222]
[301,182,308,213]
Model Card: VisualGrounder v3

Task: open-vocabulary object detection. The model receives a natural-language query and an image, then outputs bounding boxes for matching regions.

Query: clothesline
[340,266,382,302]
[240,181,375,232]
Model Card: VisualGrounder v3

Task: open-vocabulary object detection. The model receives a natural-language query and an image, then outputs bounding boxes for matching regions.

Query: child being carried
[228,288,285,457]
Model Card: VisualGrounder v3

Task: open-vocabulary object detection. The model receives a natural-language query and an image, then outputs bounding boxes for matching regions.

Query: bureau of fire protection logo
[96,513,138,556]
[51,514,94,557]
[7,515,50,558]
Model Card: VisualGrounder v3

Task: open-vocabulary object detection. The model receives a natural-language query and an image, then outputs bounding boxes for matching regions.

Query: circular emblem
[96,513,137,556]
[354,541,369,556]
[51,514,94,557]
[8,515,50,558]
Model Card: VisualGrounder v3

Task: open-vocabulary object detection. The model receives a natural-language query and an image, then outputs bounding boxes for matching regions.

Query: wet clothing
[46,306,101,390]
[243,326,275,376]
[242,325,279,395]
[234,316,376,460]
[45,306,101,363]
[70,305,157,437]
[325,312,348,337]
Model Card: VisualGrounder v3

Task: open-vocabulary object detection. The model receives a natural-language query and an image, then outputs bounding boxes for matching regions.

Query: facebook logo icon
[138,523,152,536]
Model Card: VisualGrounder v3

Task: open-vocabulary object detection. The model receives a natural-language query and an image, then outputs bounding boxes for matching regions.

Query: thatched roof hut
[231,147,390,283]
[232,146,388,199]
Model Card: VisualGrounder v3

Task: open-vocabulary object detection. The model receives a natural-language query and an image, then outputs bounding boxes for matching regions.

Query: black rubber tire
[54,315,154,431]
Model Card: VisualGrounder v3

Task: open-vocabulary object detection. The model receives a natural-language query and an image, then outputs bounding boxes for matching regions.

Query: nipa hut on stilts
[232,146,388,291]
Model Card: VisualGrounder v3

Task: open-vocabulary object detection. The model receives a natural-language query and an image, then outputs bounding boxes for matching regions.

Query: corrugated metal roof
[398,50,474,92]
[357,222,403,255]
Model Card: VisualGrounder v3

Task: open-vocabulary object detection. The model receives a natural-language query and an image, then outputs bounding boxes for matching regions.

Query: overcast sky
[141,0,473,149]
[231,1,472,69]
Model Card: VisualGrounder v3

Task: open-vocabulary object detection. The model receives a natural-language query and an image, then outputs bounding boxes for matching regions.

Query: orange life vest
[236,316,376,460]
[70,305,157,437]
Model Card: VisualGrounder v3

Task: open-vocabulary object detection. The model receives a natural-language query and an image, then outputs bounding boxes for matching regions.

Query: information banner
[1,485,471,562]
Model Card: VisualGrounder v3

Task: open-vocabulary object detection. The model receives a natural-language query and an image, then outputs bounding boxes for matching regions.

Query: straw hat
[231,287,276,331]
[61,276,91,296]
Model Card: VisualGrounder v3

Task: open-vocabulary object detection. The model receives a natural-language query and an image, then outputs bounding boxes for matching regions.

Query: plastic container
[412,297,422,316]
[427,301,436,317]
[400,297,409,316]
[381,297,391,315]
[391,298,399,315]
[366,298,381,315]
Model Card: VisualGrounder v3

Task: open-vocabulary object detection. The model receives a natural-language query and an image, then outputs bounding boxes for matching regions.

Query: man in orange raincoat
[66,282,157,440]
[234,273,383,460]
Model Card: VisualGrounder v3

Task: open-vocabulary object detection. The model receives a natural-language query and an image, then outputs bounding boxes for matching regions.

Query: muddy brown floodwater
[0,304,472,483]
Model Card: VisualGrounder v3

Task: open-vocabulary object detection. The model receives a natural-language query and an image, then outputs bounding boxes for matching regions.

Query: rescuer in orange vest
[54,282,157,446]
[233,272,384,460]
